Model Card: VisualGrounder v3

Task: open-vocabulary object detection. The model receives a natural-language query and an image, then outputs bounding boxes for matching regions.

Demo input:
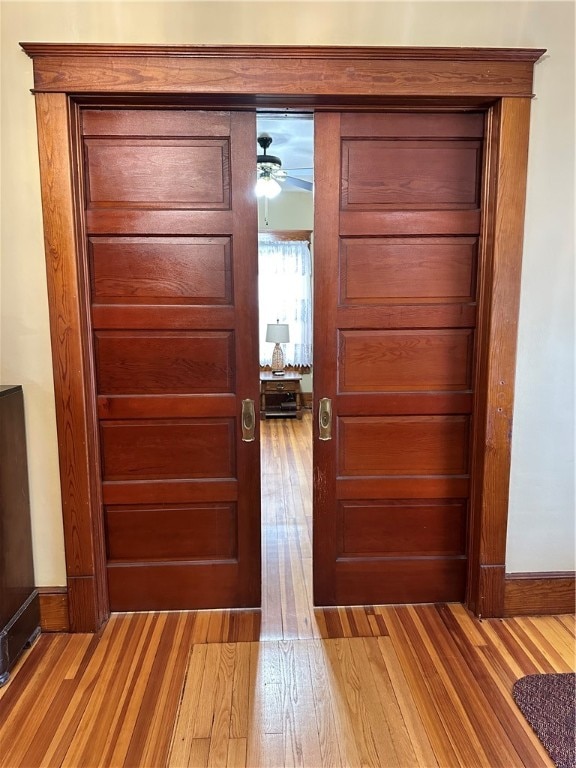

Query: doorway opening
[256,113,315,637]
[23,43,542,630]
[256,112,314,394]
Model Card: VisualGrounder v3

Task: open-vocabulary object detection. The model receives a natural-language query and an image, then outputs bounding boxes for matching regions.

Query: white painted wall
[258,193,314,233]
[1,1,573,585]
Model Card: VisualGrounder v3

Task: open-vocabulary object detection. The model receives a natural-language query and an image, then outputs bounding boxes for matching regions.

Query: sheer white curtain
[258,238,312,367]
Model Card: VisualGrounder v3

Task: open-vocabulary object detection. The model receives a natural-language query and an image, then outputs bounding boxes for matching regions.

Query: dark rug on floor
[513,672,576,768]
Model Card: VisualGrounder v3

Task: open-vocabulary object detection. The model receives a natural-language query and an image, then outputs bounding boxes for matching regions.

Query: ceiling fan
[256,134,313,197]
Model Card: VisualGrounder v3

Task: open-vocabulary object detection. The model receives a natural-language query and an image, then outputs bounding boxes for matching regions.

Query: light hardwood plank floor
[0,413,573,767]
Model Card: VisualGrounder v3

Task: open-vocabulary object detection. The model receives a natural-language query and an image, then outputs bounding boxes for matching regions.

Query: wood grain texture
[340,111,485,138]
[21,45,544,97]
[313,113,341,606]
[337,303,477,330]
[504,573,576,616]
[21,44,546,60]
[339,415,470,475]
[105,504,237,560]
[0,417,571,767]
[106,562,244,612]
[342,139,482,209]
[92,305,236,330]
[89,236,232,304]
[258,229,312,243]
[82,109,260,612]
[95,331,234,394]
[86,208,234,235]
[337,475,470,500]
[477,565,506,619]
[34,94,108,631]
[340,237,478,303]
[100,420,235,480]
[85,139,229,208]
[339,208,481,235]
[339,500,467,556]
[334,391,473,417]
[66,577,103,634]
[35,94,93,575]
[339,330,473,391]
[97,394,237,420]
[467,98,534,617]
[229,111,262,608]
[82,108,232,137]
[315,110,482,607]
[335,559,467,605]
[38,588,70,633]
[0,605,570,767]
[101,479,239,506]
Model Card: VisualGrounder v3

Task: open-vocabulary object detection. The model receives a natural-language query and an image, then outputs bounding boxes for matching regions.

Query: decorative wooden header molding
[20,44,546,61]
[21,44,545,99]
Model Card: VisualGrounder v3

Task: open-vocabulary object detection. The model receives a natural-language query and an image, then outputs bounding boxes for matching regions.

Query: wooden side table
[260,372,303,419]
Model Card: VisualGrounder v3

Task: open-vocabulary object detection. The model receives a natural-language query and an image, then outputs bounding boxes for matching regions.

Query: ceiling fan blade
[285,175,313,192]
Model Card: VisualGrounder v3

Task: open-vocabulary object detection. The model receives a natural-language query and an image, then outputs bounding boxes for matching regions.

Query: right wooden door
[313,111,484,605]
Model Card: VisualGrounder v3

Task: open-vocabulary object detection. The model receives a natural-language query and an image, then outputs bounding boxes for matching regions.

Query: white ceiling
[256,113,314,187]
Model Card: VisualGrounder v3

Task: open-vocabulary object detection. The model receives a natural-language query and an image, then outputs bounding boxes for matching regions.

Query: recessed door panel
[339,330,473,392]
[89,237,232,304]
[334,560,468,606]
[342,140,482,209]
[100,419,235,480]
[85,139,229,207]
[339,500,467,557]
[340,237,477,303]
[95,331,234,394]
[338,416,469,476]
[105,504,237,560]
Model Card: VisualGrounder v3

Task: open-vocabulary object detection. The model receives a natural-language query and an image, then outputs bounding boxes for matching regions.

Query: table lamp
[266,322,290,374]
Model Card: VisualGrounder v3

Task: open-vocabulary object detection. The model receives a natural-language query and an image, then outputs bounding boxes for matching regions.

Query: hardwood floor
[0,413,573,767]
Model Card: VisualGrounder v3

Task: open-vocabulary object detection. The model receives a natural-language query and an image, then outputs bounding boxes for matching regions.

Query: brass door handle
[318,397,332,440]
[241,399,256,442]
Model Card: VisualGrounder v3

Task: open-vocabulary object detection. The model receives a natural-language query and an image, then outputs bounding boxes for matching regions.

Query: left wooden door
[81,109,261,611]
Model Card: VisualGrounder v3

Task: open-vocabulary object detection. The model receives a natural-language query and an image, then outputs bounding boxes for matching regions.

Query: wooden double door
[82,106,482,611]
[84,110,260,611]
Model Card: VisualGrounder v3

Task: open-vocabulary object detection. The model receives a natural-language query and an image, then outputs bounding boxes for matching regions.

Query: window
[258,236,312,368]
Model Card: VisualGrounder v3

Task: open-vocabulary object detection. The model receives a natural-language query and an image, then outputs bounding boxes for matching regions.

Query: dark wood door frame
[22,44,545,631]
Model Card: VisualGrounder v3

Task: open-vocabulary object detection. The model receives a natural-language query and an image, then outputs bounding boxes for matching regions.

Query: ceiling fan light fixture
[256,134,281,163]
[256,133,286,198]
[256,174,282,199]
